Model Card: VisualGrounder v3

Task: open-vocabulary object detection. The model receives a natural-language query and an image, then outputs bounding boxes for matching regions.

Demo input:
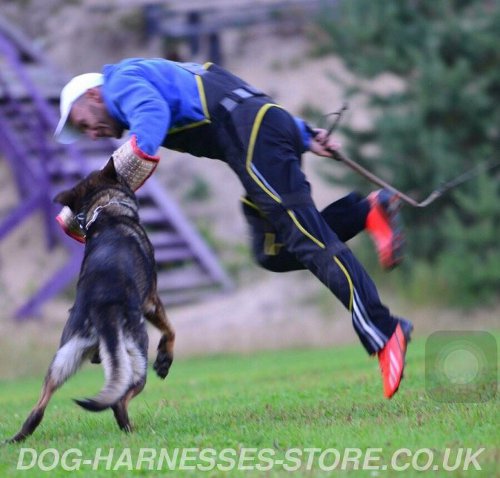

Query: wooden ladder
[0,19,232,319]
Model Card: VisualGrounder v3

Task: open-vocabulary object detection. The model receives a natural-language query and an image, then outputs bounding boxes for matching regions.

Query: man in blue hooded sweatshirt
[55,58,412,399]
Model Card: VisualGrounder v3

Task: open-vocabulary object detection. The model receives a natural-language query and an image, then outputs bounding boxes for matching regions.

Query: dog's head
[54,159,129,214]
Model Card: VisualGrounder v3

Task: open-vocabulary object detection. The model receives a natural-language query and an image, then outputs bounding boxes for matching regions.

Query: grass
[0,334,498,477]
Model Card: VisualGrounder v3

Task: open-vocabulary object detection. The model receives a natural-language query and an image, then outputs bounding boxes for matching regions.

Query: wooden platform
[86,0,338,64]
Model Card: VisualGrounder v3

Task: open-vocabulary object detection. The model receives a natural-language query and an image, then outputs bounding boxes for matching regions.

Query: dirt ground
[0,7,497,380]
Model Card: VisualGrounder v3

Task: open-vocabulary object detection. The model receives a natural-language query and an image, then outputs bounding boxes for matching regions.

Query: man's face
[69,88,123,140]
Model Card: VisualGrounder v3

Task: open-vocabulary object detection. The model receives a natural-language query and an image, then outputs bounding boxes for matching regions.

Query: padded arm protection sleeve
[112,135,160,190]
[55,135,160,243]
[55,205,86,244]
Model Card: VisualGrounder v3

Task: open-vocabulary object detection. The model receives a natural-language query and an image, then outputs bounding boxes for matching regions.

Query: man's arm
[294,117,340,156]
[309,128,341,157]
[56,68,170,243]
[106,66,171,156]
[112,134,159,191]
[102,66,176,190]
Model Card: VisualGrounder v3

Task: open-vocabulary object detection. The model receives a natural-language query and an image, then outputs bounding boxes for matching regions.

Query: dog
[7,159,175,442]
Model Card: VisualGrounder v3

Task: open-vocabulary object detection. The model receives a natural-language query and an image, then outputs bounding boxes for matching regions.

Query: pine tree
[314,0,500,304]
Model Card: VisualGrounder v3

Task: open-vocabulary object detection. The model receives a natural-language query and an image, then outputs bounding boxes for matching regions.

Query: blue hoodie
[102,58,312,156]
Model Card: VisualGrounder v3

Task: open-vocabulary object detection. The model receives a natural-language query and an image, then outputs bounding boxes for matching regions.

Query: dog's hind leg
[7,375,58,443]
[75,328,133,412]
[111,378,146,433]
[112,329,148,432]
[143,293,175,379]
[8,336,93,443]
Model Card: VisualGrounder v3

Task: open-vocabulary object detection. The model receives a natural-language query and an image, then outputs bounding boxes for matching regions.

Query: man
[55,58,412,398]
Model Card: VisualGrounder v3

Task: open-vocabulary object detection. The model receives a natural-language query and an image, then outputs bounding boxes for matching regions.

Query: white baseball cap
[54,72,104,144]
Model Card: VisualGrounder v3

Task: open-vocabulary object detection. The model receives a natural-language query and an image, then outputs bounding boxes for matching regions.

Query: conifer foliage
[316,0,500,304]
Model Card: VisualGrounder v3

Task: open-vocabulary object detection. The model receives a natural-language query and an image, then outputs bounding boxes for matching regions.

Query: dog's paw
[153,351,173,379]
[4,433,25,444]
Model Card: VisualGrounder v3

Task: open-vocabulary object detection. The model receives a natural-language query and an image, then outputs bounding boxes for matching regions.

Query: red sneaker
[366,189,405,269]
[378,319,413,399]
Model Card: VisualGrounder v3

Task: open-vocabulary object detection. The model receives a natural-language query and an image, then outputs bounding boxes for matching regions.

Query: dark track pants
[242,191,369,272]
[221,102,398,355]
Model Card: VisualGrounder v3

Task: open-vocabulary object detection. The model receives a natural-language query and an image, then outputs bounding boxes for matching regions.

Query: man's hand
[309,128,341,158]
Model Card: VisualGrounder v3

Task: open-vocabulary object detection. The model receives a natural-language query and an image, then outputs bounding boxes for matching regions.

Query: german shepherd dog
[7,159,175,443]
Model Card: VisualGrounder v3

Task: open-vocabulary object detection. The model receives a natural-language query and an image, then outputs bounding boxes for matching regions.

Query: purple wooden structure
[93,0,339,65]
[0,18,232,320]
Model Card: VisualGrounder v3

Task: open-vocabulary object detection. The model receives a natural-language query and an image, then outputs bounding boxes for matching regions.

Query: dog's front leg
[143,293,175,379]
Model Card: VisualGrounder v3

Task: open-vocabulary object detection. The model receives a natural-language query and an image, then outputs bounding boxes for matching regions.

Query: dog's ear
[101,158,118,182]
[53,189,76,209]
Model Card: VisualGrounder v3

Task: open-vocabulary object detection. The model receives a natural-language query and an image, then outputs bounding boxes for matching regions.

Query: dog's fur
[8,159,175,442]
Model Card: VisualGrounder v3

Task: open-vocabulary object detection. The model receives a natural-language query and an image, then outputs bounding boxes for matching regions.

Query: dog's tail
[74,319,135,412]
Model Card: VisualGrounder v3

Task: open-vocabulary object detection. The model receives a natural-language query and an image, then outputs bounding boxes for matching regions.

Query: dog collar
[84,199,134,232]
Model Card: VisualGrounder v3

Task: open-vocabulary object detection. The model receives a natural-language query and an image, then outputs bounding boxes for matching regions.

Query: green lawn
[0,334,498,477]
